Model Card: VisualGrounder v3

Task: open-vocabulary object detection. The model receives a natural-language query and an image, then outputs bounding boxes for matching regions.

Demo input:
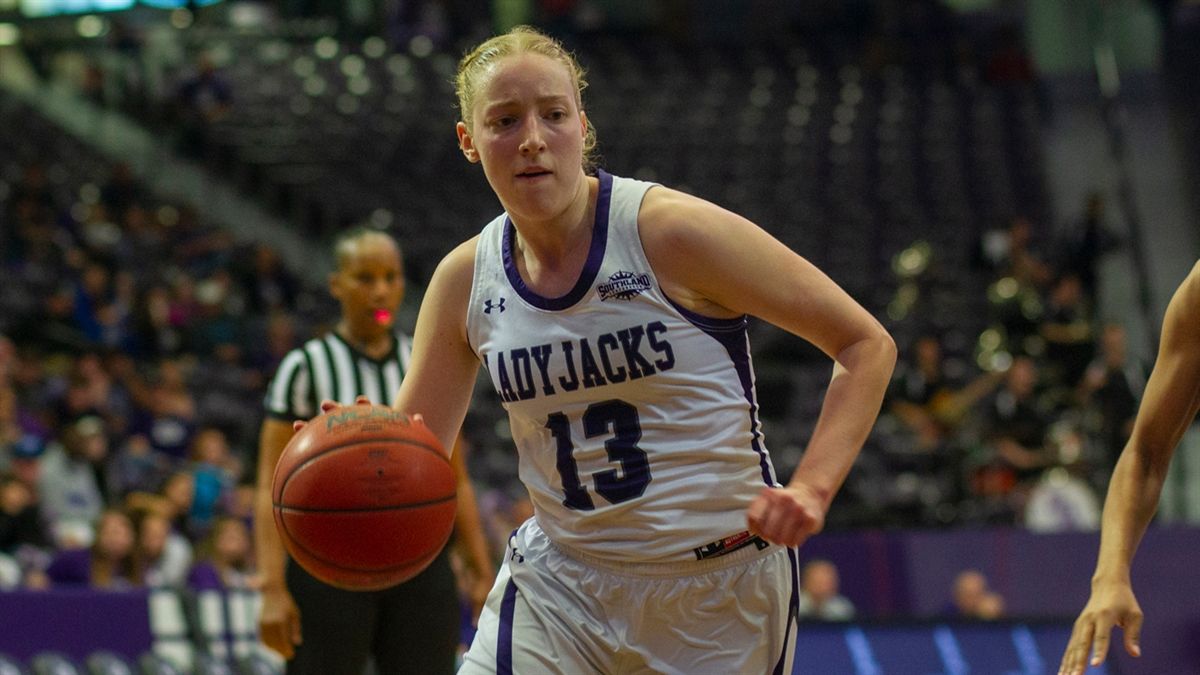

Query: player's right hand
[294,397,421,432]
[1058,580,1143,675]
[259,585,303,660]
[293,396,374,431]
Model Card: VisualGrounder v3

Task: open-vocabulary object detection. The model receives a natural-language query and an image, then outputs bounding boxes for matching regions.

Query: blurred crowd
[874,195,1134,529]
[0,150,540,597]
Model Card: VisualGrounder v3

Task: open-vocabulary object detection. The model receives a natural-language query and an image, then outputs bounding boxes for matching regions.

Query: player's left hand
[746,484,826,547]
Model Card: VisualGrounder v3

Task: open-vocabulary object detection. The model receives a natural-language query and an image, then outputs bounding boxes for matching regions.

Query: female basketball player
[1059,261,1200,675]
[320,26,894,673]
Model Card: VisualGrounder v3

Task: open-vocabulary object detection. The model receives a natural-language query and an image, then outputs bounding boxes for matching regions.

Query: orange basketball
[271,404,456,591]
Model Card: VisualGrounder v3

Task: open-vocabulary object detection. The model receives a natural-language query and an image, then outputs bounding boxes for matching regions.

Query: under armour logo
[484,298,506,314]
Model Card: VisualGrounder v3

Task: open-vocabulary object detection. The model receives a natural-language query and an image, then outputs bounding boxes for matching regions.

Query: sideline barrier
[0,588,280,674]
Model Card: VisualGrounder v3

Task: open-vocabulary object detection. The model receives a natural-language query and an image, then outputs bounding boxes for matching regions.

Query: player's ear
[457,122,479,163]
[579,109,589,140]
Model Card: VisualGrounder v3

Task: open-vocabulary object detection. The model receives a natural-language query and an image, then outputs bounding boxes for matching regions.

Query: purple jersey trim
[664,296,776,486]
[497,577,518,675]
[502,170,613,311]
[772,547,801,675]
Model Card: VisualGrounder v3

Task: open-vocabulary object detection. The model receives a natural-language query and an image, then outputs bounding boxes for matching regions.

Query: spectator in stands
[966,356,1051,522]
[888,334,1006,451]
[187,516,258,592]
[246,311,299,380]
[1058,192,1121,307]
[948,569,1005,620]
[1076,324,1145,471]
[1039,273,1096,389]
[174,53,232,160]
[10,284,91,356]
[797,559,855,621]
[239,244,299,314]
[0,383,29,460]
[125,470,196,541]
[107,433,173,503]
[888,334,951,450]
[128,357,197,461]
[132,509,192,588]
[45,508,138,589]
[187,427,238,537]
[7,163,54,218]
[100,162,143,219]
[38,415,110,548]
[0,471,47,559]
[55,352,131,436]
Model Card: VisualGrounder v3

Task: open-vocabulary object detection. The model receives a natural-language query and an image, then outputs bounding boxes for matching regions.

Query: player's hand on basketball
[746,483,826,547]
[1058,580,1143,675]
[259,584,303,659]
[292,396,375,431]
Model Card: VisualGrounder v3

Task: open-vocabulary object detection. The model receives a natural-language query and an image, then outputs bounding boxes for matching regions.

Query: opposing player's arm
[639,187,896,509]
[1061,261,1200,675]
[1095,261,1200,581]
[393,238,481,455]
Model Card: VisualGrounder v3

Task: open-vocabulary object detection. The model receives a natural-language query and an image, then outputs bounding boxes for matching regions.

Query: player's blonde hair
[455,26,598,170]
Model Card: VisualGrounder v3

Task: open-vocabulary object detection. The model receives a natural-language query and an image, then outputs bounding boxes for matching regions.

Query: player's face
[458,53,589,224]
[330,236,405,340]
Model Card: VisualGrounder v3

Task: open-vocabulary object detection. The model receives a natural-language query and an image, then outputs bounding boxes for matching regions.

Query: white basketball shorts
[459,518,799,675]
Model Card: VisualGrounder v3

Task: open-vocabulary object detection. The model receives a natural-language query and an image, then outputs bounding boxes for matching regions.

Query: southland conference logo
[598,271,651,301]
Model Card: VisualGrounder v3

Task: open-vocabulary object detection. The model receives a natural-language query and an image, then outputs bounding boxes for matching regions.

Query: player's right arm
[1060,261,1200,675]
[393,238,481,455]
[255,416,303,659]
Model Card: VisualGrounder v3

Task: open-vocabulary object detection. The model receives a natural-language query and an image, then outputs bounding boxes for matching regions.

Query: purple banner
[0,588,153,662]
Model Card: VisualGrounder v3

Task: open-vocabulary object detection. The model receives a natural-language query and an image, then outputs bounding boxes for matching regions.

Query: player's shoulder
[422,236,481,317]
[636,184,751,261]
[638,184,709,228]
[430,236,480,288]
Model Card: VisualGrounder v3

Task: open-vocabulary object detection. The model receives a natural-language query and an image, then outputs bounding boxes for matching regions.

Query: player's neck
[512,175,595,261]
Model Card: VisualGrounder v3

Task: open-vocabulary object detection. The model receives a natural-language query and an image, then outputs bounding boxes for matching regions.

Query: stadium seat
[28,653,80,675]
[134,654,183,675]
[0,652,28,675]
[192,654,234,675]
[83,652,133,675]
[236,652,280,675]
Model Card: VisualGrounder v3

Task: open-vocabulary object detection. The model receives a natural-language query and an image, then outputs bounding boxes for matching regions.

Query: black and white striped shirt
[263,331,413,420]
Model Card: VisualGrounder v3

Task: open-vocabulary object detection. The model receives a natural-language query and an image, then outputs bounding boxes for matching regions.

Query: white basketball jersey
[466,171,778,563]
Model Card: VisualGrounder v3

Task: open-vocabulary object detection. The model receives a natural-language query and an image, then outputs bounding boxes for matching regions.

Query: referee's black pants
[284,546,459,675]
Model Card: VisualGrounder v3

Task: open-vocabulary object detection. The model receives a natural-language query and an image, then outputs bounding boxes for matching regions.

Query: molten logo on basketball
[325,406,410,431]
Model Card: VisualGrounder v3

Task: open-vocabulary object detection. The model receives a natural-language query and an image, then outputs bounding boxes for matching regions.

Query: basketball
[271,404,457,591]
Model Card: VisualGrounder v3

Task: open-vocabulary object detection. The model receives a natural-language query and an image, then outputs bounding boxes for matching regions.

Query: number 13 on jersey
[546,399,652,510]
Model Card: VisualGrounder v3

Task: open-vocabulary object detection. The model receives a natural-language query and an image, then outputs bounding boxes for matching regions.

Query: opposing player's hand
[292,396,374,431]
[746,484,826,547]
[1058,581,1143,675]
[259,585,303,660]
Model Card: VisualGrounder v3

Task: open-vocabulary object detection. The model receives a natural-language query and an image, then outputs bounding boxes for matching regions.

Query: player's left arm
[639,187,897,547]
